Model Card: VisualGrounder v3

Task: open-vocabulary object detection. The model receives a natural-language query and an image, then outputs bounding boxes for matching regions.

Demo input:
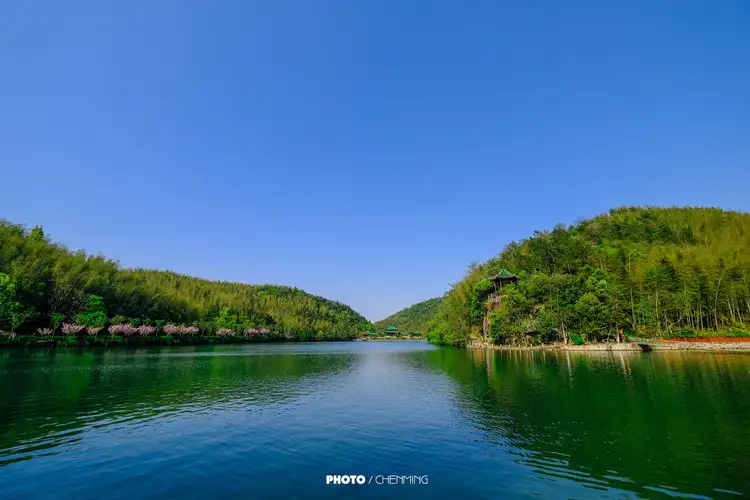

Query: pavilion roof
[490,268,518,281]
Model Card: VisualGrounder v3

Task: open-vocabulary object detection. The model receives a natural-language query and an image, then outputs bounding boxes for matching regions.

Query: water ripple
[0,343,748,499]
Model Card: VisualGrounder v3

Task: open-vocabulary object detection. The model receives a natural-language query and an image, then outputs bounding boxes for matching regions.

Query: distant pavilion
[489,268,519,291]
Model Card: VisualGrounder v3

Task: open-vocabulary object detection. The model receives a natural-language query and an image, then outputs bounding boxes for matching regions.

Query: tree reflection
[0,345,355,466]
[423,348,750,497]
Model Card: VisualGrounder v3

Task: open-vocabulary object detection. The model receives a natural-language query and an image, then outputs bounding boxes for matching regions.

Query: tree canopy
[0,220,371,339]
[374,297,442,334]
[425,206,750,346]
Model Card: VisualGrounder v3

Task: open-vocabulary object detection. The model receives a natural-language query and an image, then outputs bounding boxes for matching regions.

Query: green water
[0,342,748,499]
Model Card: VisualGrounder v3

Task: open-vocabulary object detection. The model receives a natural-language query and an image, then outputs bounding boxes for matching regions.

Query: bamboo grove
[426,207,750,346]
[0,220,372,341]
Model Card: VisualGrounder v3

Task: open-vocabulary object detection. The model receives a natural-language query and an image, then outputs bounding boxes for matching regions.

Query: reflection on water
[0,342,749,499]
[0,344,356,467]
[418,348,750,498]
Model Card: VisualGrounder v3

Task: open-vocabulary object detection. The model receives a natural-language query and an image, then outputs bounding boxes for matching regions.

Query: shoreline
[468,340,750,353]
[360,337,425,342]
[0,335,426,349]
[0,336,339,349]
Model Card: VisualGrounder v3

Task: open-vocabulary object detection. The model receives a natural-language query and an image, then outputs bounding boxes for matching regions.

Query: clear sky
[1,1,749,321]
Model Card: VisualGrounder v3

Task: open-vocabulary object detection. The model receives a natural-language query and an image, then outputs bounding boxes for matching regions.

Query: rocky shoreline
[468,340,750,352]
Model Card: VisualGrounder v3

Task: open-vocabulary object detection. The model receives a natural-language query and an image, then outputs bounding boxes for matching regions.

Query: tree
[75,295,108,327]
[0,273,23,332]
[50,312,65,335]
[425,206,750,346]
[0,219,373,340]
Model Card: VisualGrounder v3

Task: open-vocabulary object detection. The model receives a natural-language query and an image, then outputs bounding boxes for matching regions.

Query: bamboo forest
[0,220,372,345]
[425,206,750,346]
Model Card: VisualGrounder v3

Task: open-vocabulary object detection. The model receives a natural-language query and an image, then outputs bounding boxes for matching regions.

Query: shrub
[108,324,137,336]
[61,323,85,335]
[163,324,180,336]
[86,326,103,336]
[180,325,200,336]
[137,325,156,336]
[51,313,65,334]
[60,336,77,346]
[244,328,271,336]
[216,328,235,336]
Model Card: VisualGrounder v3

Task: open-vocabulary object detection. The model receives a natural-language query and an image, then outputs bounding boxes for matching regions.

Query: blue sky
[1,1,749,320]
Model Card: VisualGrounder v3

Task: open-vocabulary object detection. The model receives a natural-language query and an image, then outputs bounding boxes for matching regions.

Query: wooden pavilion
[489,268,519,291]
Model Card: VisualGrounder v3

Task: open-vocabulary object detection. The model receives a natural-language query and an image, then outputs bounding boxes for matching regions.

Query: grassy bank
[0,334,333,348]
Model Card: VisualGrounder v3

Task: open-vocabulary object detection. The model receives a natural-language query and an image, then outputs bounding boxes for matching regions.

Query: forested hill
[374,297,442,334]
[0,220,371,339]
[426,207,750,346]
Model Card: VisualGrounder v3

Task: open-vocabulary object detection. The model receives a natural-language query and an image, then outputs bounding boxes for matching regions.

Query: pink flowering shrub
[137,325,156,336]
[163,324,180,336]
[87,327,103,336]
[62,323,85,335]
[36,328,53,336]
[244,328,272,336]
[108,324,137,336]
[216,328,235,336]
[157,324,200,336]
[180,326,200,336]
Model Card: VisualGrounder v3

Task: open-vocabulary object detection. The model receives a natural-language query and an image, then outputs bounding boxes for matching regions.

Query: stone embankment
[469,340,750,352]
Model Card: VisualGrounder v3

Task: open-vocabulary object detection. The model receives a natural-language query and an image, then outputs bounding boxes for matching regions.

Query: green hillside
[426,206,750,346]
[0,220,371,339]
[374,297,442,334]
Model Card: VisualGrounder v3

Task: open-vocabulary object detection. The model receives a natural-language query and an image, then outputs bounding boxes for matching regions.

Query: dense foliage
[0,221,371,341]
[374,297,442,334]
[426,207,750,346]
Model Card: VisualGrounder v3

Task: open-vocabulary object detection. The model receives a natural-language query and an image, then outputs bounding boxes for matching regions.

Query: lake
[1,342,749,499]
